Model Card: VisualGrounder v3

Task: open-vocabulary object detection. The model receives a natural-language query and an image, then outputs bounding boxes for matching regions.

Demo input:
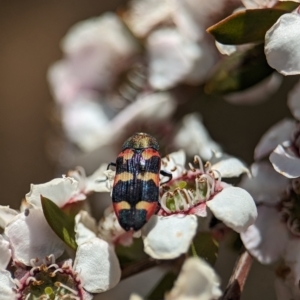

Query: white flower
[254,118,295,160]
[165,257,222,300]
[0,244,120,300]
[0,207,121,299]
[24,176,85,209]
[0,205,18,229]
[4,208,65,265]
[142,150,257,259]
[174,113,221,161]
[0,235,11,269]
[129,257,222,300]
[147,28,203,90]
[239,163,300,266]
[68,164,114,194]
[265,10,300,76]
[48,12,140,105]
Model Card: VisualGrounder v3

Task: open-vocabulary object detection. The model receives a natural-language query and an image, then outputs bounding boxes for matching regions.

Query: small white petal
[265,13,300,75]
[270,144,300,178]
[242,0,277,8]
[142,215,197,259]
[207,187,257,233]
[98,92,176,149]
[5,209,65,265]
[0,206,18,229]
[161,150,186,179]
[215,41,237,56]
[239,162,289,205]
[254,118,295,160]
[26,177,85,208]
[129,294,144,300]
[75,211,97,246]
[284,239,300,284]
[0,235,11,269]
[0,269,16,300]
[240,206,288,264]
[148,28,202,90]
[174,113,221,161]
[274,277,300,300]
[288,80,300,121]
[124,0,171,38]
[74,237,121,293]
[165,257,222,300]
[86,164,112,193]
[211,153,250,178]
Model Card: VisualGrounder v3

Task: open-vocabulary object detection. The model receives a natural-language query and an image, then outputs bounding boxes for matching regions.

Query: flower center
[160,156,222,214]
[16,257,84,300]
[279,178,300,237]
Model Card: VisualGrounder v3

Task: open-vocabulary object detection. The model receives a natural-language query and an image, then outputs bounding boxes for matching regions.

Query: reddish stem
[221,250,253,300]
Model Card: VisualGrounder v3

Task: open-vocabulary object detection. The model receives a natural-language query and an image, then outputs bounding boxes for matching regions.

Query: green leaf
[207,3,299,45]
[204,44,274,95]
[147,272,177,300]
[41,196,77,250]
[189,232,219,266]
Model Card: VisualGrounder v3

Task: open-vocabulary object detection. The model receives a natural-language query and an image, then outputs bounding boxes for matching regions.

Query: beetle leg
[96,162,116,183]
[107,162,116,170]
[160,170,173,185]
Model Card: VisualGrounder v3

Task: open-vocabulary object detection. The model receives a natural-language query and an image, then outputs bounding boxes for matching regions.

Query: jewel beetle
[107,132,172,231]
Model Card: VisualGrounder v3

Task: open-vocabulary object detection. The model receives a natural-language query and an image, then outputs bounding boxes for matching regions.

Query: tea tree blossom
[129,256,222,300]
[142,150,257,259]
[0,206,121,299]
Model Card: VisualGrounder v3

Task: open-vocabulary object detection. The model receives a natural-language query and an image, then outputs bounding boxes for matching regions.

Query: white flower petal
[124,0,171,38]
[129,294,144,300]
[142,214,197,259]
[174,113,221,161]
[288,80,300,121]
[211,153,250,178]
[0,235,11,269]
[74,237,121,293]
[0,206,18,229]
[265,13,300,75]
[62,96,110,152]
[239,162,289,205]
[0,270,16,300]
[5,209,65,265]
[165,257,222,300]
[161,150,186,180]
[270,144,300,178]
[207,186,257,233]
[242,0,277,8]
[97,92,176,149]
[283,239,300,284]
[86,164,112,193]
[240,206,289,264]
[274,277,300,300]
[215,41,237,55]
[26,177,84,208]
[148,28,202,90]
[75,211,97,246]
[254,118,295,160]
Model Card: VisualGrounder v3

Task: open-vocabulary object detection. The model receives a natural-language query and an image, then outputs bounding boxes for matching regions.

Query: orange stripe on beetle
[113,201,131,215]
[141,148,160,160]
[137,172,159,186]
[114,172,134,185]
[135,201,158,221]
